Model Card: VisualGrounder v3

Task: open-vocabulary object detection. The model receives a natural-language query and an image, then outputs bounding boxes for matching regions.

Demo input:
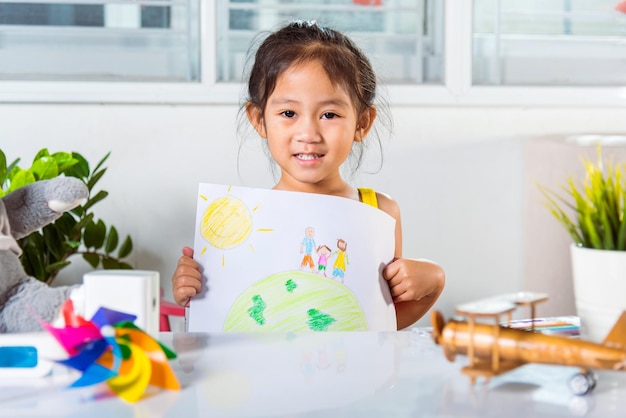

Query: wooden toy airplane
[431,292,626,395]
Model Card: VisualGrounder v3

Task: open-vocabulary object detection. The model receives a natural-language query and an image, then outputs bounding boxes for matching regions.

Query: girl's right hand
[172,246,202,307]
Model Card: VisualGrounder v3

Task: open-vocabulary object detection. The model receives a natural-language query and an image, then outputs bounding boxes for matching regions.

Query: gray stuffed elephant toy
[0,177,88,333]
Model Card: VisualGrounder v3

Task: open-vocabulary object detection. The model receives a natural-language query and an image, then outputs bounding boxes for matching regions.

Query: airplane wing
[602,311,626,350]
[455,291,548,329]
[455,299,517,317]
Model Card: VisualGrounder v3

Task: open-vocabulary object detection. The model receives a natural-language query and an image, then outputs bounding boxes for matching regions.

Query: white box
[83,270,160,337]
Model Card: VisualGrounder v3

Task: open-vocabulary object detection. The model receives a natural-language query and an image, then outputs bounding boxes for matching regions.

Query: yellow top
[358,188,378,209]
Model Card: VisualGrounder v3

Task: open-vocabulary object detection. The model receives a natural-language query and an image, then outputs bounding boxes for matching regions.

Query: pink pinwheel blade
[43,322,103,356]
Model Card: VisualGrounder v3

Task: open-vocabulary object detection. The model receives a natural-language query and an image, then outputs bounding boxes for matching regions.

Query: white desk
[2,330,626,417]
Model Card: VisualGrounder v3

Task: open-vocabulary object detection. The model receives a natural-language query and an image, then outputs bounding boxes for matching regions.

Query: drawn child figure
[331,239,349,283]
[300,226,316,272]
[171,20,445,330]
[316,244,332,277]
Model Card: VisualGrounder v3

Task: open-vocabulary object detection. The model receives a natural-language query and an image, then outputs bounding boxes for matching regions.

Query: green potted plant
[538,145,626,342]
[0,148,133,285]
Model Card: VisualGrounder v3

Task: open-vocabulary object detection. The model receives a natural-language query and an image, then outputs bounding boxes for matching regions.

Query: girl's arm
[377,193,446,330]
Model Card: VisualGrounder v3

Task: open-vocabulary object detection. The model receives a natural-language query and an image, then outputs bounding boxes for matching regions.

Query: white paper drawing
[188,183,397,332]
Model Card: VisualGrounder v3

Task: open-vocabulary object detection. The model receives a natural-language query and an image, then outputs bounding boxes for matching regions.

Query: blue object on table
[0,346,38,368]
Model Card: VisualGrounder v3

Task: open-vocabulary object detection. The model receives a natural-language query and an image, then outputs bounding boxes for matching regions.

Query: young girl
[172,20,445,330]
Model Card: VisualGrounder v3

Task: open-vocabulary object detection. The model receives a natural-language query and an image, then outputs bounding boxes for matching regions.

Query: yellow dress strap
[358,188,378,208]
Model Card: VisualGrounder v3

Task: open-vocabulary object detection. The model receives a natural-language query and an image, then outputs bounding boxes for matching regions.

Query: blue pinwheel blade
[58,339,108,372]
[69,362,117,388]
[90,307,137,328]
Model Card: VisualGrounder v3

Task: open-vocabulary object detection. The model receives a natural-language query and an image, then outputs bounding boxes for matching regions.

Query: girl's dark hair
[238,20,391,179]
[247,20,376,116]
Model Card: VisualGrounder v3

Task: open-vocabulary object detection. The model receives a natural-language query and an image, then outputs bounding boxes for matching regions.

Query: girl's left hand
[383,257,444,303]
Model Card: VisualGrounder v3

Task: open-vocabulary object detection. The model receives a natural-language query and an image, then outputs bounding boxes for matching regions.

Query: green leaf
[0,149,7,187]
[118,235,133,259]
[599,206,614,250]
[82,190,109,212]
[31,157,59,180]
[92,151,111,175]
[84,219,106,249]
[117,261,134,270]
[618,203,626,250]
[83,253,100,268]
[23,244,46,282]
[72,212,94,234]
[7,169,36,192]
[50,152,79,174]
[87,168,107,191]
[617,224,626,251]
[20,231,45,249]
[102,258,121,269]
[6,158,20,181]
[45,261,71,274]
[54,212,77,239]
[43,226,64,260]
[33,148,50,161]
[71,204,84,217]
[105,226,119,254]
[65,240,81,249]
[65,152,90,180]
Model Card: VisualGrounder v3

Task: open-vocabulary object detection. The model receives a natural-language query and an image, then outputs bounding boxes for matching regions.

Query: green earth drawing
[223,271,368,332]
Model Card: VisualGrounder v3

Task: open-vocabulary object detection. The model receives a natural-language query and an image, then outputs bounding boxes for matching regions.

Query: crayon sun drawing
[198,190,273,266]
[197,187,368,333]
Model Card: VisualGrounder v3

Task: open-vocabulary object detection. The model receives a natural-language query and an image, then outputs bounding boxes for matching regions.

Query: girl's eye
[322,112,337,119]
[281,110,296,118]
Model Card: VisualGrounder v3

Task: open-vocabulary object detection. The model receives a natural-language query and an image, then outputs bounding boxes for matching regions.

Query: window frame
[0,0,624,106]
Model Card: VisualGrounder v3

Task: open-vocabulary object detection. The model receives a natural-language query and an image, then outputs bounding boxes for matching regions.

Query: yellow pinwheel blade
[116,328,181,391]
[107,341,152,403]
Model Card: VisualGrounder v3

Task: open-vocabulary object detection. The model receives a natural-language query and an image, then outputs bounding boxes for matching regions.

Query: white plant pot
[570,244,626,342]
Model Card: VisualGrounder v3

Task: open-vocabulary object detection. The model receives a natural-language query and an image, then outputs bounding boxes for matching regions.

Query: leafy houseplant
[537,145,626,251]
[0,148,133,285]
[537,144,626,342]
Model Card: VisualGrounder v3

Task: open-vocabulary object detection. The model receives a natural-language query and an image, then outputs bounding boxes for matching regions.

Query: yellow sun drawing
[199,187,273,266]
[201,195,252,249]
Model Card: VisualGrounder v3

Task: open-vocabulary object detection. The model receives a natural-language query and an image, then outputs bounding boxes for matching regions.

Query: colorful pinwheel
[43,299,180,403]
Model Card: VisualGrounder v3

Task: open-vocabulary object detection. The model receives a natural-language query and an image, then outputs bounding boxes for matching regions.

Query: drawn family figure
[300,226,316,272]
[316,244,332,277]
[332,239,349,283]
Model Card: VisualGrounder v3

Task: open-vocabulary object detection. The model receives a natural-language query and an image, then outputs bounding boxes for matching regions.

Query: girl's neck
[273,180,359,201]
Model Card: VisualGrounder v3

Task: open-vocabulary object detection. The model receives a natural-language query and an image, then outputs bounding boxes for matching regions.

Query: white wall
[2,104,626,327]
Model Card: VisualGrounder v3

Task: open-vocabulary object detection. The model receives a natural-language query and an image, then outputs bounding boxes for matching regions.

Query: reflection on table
[2,329,626,417]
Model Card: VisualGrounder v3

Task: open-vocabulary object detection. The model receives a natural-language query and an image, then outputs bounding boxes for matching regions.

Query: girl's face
[247,60,375,194]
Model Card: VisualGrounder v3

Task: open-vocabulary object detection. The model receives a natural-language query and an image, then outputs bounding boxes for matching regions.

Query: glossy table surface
[2,329,626,417]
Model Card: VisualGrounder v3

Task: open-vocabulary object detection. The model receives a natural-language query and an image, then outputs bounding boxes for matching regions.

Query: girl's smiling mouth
[295,153,324,160]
